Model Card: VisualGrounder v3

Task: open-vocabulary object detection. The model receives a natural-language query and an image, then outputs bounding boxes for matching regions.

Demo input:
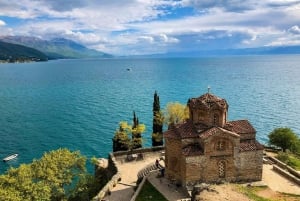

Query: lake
[0,55,300,173]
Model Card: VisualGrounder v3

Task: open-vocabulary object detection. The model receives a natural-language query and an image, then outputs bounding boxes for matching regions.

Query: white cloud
[288,25,300,34]
[0,20,6,26]
[1,0,300,54]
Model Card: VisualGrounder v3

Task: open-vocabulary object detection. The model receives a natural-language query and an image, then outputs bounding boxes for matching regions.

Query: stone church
[164,92,264,186]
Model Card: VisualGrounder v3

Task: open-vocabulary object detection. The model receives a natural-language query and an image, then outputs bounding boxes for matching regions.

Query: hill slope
[0,41,48,62]
[0,36,112,59]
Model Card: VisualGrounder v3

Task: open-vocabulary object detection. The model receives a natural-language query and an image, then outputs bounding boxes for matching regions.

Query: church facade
[164,92,264,186]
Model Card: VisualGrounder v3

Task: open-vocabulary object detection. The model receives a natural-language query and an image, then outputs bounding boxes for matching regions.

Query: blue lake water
[0,55,300,173]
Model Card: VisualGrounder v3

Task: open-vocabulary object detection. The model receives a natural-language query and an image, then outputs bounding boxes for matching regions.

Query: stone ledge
[273,165,300,185]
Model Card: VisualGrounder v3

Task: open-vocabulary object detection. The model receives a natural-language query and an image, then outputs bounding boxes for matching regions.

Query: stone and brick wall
[165,138,182,181]
[238,150,263,181]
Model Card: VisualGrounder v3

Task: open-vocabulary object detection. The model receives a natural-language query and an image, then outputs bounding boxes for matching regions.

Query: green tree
[113,116,146,152]
[112,121,131,152]
[164,102,189,128]
[268,127,299,152]
[152,91,164,146]
[0,148,90,201]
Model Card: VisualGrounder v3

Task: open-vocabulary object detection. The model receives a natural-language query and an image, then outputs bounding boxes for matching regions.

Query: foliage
[112,121,131,152]
[276,151,300,170]
[152,91,164,146]
[152,110,164,146]
[135,180,167,201]
[268,127,299,152]
[163,102,189,127]
[152,132,164,143]
[113,120,146,151]
[0,148,100,201]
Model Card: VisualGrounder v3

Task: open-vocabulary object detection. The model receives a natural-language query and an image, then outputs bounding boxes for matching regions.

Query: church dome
[188,93,228,110]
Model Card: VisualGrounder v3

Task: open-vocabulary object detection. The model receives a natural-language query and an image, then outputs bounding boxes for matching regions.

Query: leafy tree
[113,115,146,152]
[152,91,163,146]
[268,127,299,152]
[132,120,146,149]
[0,148,93,201]
[112,121,131,152]
[164,102,189,128]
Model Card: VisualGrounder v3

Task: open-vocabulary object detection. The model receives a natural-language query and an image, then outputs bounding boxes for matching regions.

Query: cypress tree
[132,111,142,149]
[152,91,163,146]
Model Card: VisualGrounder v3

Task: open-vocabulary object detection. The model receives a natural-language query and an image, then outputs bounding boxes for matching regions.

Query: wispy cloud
[0,0,300,55]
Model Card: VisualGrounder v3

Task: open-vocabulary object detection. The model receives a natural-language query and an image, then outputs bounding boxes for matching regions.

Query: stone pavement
[103,151,164,201]
[147,170,191,201]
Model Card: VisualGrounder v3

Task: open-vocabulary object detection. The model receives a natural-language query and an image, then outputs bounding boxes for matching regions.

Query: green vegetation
[1,36,112,60]
[237,185,300,201]
[164,102,189,127]
[136,180,167,201]
[112,117,146,152]
[0,148,104,201]
[268,127,300,153]
[152,91,163,146]
[276,151,300,170]
[0,41,48,62]
[237,185,272,201]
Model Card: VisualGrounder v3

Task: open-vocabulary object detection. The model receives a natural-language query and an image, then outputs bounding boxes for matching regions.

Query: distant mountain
[0,36,112,59]
[133,45,300,58]
[0,41,48,62]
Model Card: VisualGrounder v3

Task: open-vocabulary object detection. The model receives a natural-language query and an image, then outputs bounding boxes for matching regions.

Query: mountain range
[0,41,48,62]
[1,35,300,62]
[0,36,112,60]
[137,46,300,58]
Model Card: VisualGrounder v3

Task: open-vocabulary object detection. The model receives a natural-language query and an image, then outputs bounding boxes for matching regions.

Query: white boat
[3,154,18,162]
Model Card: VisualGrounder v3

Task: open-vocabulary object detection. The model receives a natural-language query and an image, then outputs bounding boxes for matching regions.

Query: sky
[0,0,300,55]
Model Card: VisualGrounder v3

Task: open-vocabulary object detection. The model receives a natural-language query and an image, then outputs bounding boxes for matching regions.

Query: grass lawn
[135,180,168,201]
[237,185,300,201]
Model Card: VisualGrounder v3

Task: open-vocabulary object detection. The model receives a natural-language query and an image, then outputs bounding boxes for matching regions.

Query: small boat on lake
[3,154,18,162]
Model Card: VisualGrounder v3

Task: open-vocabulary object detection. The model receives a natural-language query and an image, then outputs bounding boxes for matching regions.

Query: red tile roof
[224,120,256,134]
[188,93,228,109]
[240,140,264,152]
[164,121,199,139]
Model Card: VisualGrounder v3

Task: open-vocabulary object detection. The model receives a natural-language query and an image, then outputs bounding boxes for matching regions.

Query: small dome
[188,93,228,110]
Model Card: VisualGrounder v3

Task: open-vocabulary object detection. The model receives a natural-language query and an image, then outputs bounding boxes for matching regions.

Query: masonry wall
[165,138,182,181]
[238,150,263,181]
[184,155,205,185]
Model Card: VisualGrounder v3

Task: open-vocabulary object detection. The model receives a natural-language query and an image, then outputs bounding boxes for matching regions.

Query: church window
[213,114,219,125]
[218,161,226,178]
[216,140,225,151]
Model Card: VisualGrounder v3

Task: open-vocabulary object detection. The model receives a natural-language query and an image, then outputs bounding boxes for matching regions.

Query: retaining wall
[92,153,121,201]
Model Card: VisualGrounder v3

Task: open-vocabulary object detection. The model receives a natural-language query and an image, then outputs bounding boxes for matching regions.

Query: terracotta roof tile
[199,127,219,139]
[188,93,228,109]
[164,121,199,139]
[240,140,264,152]
[224,120,256,134]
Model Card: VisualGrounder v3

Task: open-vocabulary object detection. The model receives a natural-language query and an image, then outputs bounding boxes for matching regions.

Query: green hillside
[0,36,112,59]
[0,41,48,62]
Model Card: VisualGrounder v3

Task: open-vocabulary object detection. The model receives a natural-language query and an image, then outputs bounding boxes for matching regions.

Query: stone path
[262,164,300,195]
[104,152,163,201]
[147,171,190,201]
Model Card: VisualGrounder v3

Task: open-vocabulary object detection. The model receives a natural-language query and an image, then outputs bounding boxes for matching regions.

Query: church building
[164,92,264,186]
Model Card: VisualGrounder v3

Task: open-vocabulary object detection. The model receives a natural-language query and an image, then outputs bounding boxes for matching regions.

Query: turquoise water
[1,55,300,173]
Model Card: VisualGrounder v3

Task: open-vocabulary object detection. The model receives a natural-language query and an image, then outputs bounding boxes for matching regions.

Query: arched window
[216,140,225,151]
[218,161,226,178]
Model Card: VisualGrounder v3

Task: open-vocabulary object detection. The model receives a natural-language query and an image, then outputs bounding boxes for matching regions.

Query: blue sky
[0,0,300,55]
